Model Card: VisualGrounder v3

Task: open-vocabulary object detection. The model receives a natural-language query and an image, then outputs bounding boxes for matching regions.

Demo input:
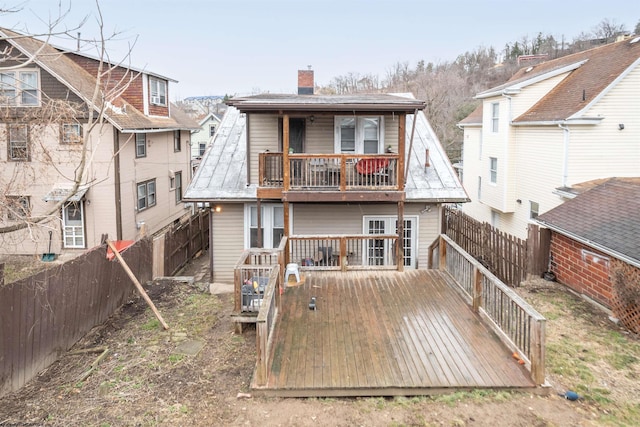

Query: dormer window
[149,77,167,106]
[0,70,39,106]
[334,116,384,154]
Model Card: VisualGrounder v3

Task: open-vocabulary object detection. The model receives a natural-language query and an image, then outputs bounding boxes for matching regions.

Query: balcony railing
[259,153,401,191]
[289,234,400,271]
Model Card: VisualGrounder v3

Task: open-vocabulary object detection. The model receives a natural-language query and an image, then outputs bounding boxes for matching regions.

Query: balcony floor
[252,270,536,397]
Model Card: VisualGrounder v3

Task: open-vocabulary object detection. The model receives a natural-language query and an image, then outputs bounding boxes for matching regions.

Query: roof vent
[630,36,640,44]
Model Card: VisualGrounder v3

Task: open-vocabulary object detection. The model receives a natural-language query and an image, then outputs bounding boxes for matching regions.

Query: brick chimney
[298,68,314,95]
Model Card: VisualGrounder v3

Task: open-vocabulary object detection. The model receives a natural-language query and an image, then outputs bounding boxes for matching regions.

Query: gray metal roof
[185,106,468,203]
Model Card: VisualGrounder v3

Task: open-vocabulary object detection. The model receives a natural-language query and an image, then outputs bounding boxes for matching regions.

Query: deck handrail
[430,234,546,384]
[254,264,281,386]
[259,152,401,191]
[289,234,400,272]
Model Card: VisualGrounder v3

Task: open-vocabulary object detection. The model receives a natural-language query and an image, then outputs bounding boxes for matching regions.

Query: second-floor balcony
[258,152,403,202]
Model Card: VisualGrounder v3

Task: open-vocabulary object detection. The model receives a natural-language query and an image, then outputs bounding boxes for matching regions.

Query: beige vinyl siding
[248,115,279,184]
[210,203,245,283]
[292,202,439,268]
[304,115,333,153]
[118,130,191,240]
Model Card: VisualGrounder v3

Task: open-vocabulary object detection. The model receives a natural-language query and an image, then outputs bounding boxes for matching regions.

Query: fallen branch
[106,239,169,330]
[77,347,110,382]
[69,346,108,355]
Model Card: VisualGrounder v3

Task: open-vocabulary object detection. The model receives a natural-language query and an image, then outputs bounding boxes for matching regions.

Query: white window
[363,216,417,269]
[0,70,39,106]
[149,77,167,106]
[490,210,499,228]
[209,124,216,137]
[137,179,156,211]
[175,171,182,204]
[246,204,284,248]
[6,196,30,221]
[334,116,383,154]
[489,157,498,183]
[63,202,85,248]
[174,130,181,152]
[491,102,499,133]
[530,201,539,219]
[199,143,206,156]
[8,124,29,161]
[61,123,82,144]
[136,133,146,158]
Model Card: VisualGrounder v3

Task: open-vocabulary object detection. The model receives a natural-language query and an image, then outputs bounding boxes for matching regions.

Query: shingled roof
[536,178,640,265]
[459,37,640,125]
[0,28,198,132]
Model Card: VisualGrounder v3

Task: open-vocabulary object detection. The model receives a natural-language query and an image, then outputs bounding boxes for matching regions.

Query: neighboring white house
[190,112,223,162]
[458,36,640,239]
[0,28,198,257]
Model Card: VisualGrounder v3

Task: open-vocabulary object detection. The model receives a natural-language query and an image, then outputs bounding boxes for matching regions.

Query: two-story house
[458,36,640,239]
[0,28,198,257]
[190,111,223,171]
[184,70,467,284]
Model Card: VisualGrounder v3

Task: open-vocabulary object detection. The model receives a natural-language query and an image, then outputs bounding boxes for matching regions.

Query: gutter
[537,221,640,269]
[558,123,570,188]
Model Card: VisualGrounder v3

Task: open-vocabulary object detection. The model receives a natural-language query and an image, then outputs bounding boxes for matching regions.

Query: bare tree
[592,18,628,41]
[0,1,138,250]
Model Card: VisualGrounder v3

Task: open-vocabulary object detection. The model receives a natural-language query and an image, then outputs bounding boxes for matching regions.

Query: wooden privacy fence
[429,234,546,384]
[0,238,152,397]
[443,206,549,286]
[162,209,210,276]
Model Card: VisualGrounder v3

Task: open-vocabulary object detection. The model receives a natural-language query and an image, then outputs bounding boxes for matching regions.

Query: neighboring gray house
[184,70,468,283]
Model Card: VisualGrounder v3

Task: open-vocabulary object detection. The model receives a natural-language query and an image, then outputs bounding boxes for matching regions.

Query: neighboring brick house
[536,178,640,333]
[458,36,640,239]
[0,28,199,257]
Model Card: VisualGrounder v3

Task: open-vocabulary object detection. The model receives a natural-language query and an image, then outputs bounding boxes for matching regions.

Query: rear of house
[185,70,468,283]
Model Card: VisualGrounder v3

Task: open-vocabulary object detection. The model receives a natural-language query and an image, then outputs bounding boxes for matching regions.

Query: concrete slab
[209,282,234,295]
[173,339,205,356]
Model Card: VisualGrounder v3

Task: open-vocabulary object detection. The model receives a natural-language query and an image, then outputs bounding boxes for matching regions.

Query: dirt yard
[1,253,639,426]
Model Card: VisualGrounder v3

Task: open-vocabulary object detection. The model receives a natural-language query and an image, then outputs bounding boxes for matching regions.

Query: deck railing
[259,152,400,191]
[254,264,281,386]
[233,238,286,313]
[289,234,399,271]
[429,234,546,384]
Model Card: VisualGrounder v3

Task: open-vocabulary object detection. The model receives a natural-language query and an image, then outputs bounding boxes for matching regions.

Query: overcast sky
[3,0,639,99]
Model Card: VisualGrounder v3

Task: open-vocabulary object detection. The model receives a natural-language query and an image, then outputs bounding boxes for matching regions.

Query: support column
[283,200,290,266]
[397,201,404,272]
[283,114,290,192]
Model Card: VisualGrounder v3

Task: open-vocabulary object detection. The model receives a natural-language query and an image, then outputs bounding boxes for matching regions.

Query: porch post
[397,201,404,272]
[398,113,406,191]
[283,200,290,266]
[283,114,290,192]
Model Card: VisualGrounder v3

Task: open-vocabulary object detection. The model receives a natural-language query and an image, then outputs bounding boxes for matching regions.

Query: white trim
[62,202,85,248]
[334,116,385,154]
[362,215,418,269]
[568,56,640,119]
[244,203,290,249]
[476,60,588,99]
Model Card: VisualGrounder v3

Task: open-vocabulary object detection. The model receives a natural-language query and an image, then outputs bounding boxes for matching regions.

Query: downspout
[558,123,570,188]
[113,129,123,240]
[501,93,512,211]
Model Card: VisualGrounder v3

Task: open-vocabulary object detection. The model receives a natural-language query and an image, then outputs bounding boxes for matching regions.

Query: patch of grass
[428,389,513,406]
[168,354,184,364]
[142,318,160,330]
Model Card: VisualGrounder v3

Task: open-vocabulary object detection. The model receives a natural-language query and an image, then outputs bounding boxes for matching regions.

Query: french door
[363,216,417,268]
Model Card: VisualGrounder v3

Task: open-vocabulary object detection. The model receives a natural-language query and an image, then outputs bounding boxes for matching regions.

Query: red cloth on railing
[356,158,389,175]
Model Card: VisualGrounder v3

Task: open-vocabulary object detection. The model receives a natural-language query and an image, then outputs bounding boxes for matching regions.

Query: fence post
[530,318,546,384]
[438,235,447,270]
[0,263,3,286]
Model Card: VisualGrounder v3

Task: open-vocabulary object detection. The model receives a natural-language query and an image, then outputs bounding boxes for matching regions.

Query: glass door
[363,216,416,268]
[62,202,85,248]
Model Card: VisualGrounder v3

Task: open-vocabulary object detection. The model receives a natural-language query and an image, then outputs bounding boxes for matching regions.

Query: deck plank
[259,270,536,396]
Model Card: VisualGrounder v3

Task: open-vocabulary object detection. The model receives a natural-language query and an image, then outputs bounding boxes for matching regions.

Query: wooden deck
[254,270,536,397]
